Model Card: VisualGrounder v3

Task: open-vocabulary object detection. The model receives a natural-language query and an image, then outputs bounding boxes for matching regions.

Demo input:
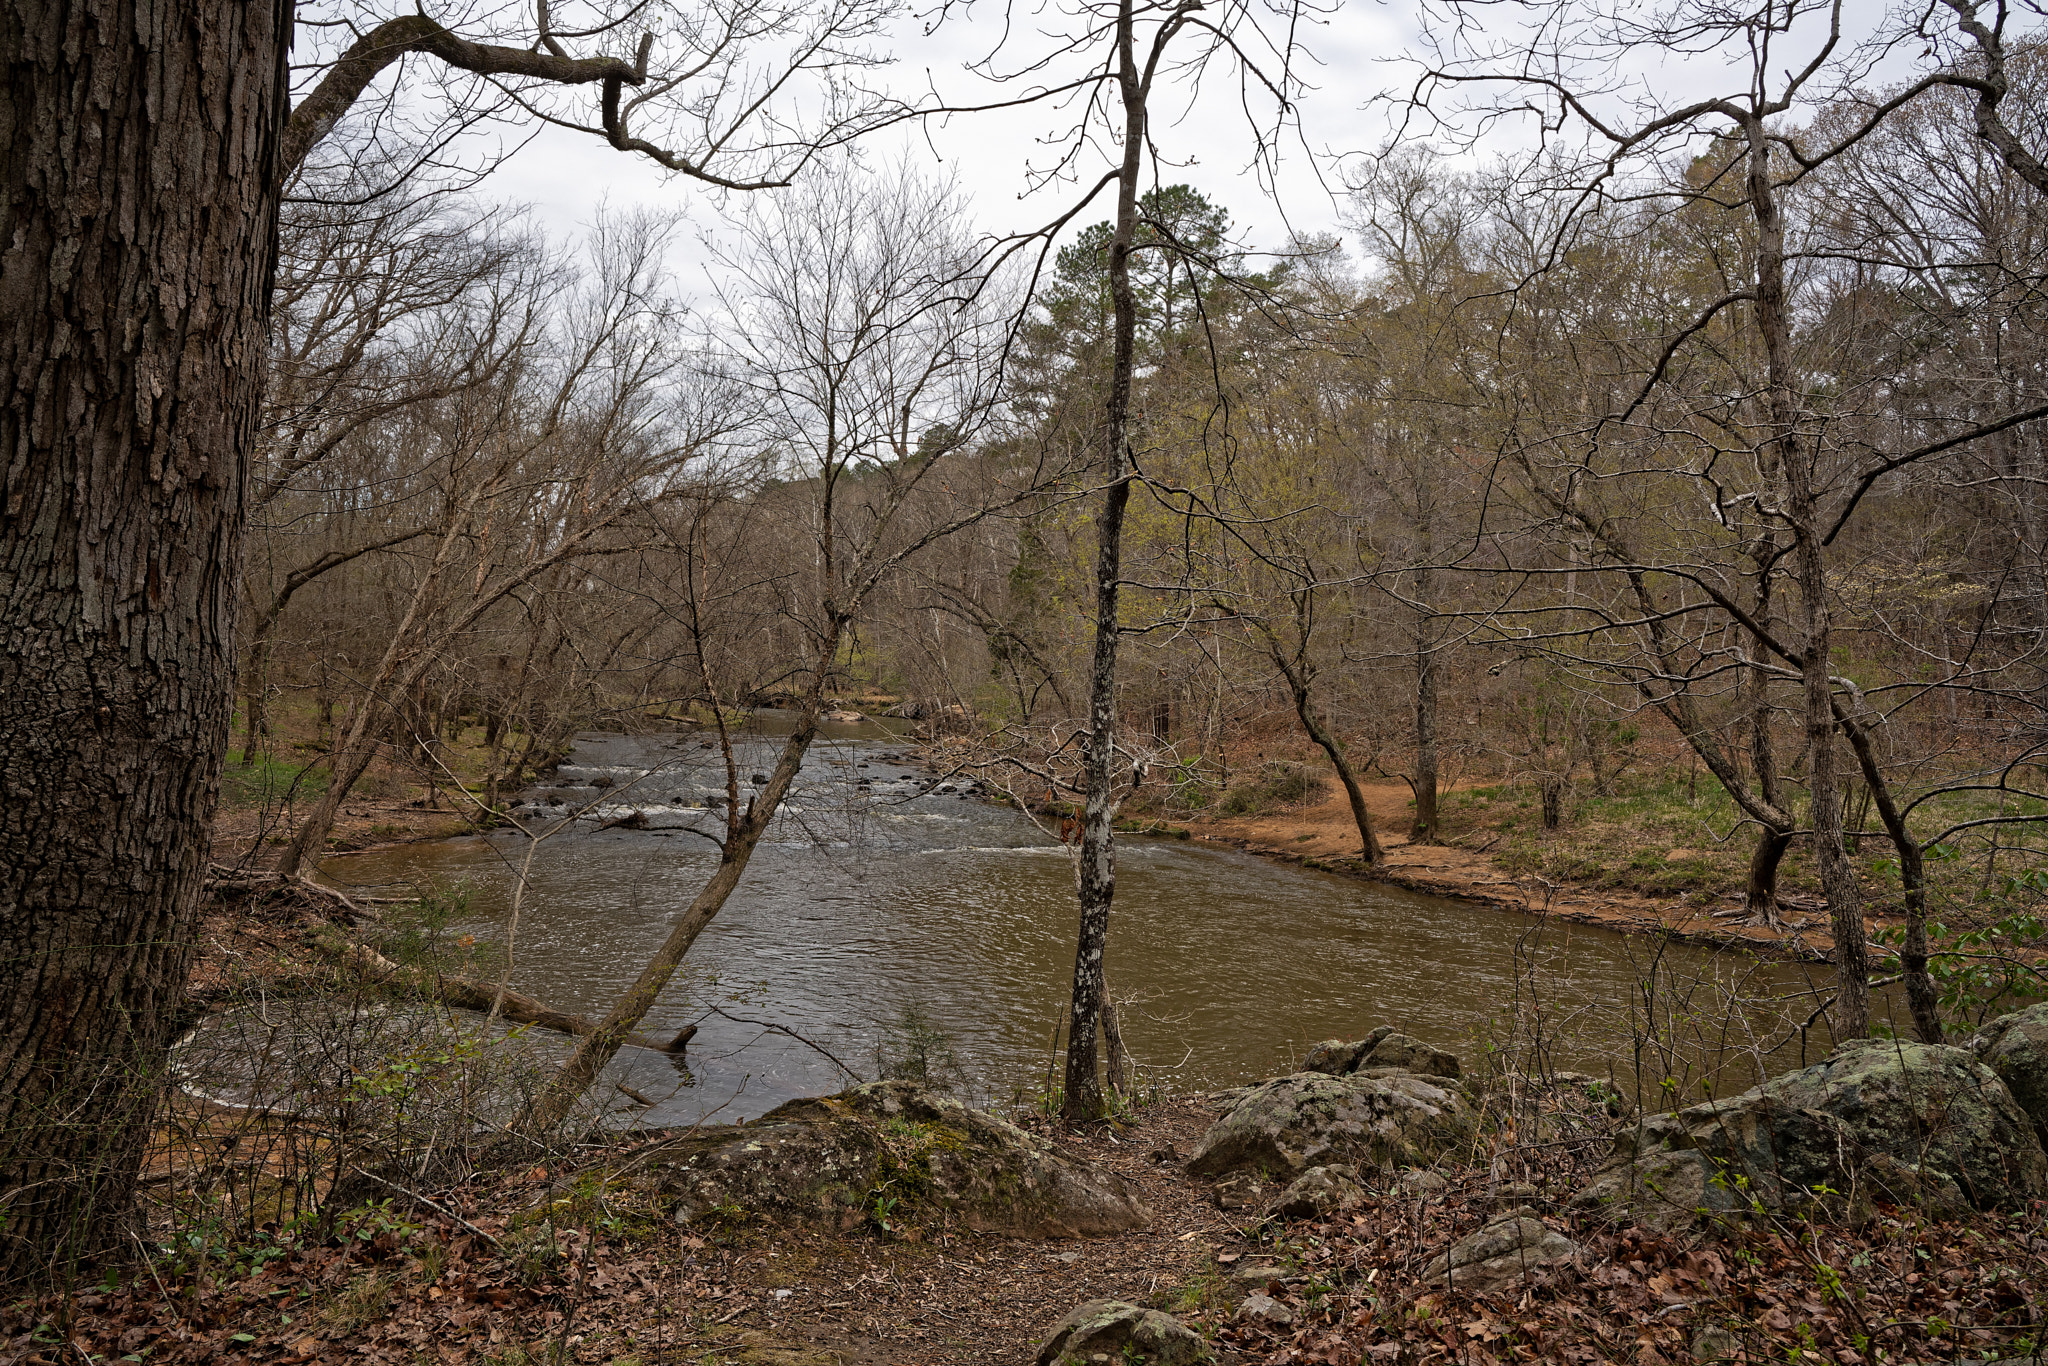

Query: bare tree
[513,164,1036,1132]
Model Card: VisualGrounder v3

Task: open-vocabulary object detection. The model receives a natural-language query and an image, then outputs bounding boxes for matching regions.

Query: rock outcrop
[1573,1038,2046,1229]
[1972,1001,2048,1147]
[1299,1027,1459,1080]
[1187,1071,1476,1181]
[1035,1300,1213,1366]
[1421,1212,1580,1293]
[640,1081,1150,1238]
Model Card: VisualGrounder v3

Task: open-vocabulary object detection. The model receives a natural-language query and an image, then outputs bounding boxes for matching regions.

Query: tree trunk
[1747,118,1869,1040]
[1412,627,1440,843]
[1291,683,1384,864]
[0,0,287,1277]
[1744,826,1794,924]
[1837,710,1943,1044]
[241,630,273,767]
[1061,0,1145,1127]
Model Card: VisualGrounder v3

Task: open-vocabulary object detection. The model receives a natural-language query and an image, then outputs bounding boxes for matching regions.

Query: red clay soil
[1177,784,1840,962]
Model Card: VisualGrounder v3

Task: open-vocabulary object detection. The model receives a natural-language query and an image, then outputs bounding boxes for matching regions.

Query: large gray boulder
[1421,1213,1579,1294]
[1301,1026,1394,1075]
[1298,1027,1460,1080]
[1574,1039,2047,1229]
[1358,1031,1462,1081]
[641,1081,1150,1238]
[1036,1300,1212,1366]
[1972,1001,2048,1147]
[1187,1071,1476,1181]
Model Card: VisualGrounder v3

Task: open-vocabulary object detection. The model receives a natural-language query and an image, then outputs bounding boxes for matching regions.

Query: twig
[696,1004,864,1082]
[349,1165,501,1248]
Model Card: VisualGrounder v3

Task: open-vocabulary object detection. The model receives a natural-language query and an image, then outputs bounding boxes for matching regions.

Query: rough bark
[1747,119,1869,1040]
[0,0,288,1276]
[1411,628,1441,843]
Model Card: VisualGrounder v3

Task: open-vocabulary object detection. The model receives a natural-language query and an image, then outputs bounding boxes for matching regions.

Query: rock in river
[1187,1071,1477,1181]
[639,1081,1149,1238]
[1300,1027,1459,1080]
[1573,1038,2046,1229]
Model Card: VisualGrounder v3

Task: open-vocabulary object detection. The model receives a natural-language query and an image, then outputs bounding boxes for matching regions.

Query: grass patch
[221,753,329,808]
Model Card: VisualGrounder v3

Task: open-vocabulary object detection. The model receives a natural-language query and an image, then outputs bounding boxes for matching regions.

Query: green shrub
[1219,761,1328,816]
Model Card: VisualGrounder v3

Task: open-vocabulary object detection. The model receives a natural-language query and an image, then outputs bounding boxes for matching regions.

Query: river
[315,722,1869,1127]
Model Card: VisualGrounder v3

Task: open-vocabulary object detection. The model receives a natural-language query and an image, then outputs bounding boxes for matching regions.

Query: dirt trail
[697,1102,1236,1365]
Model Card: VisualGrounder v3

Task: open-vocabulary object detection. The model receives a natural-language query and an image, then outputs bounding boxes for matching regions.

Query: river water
[316,722,1872,1127]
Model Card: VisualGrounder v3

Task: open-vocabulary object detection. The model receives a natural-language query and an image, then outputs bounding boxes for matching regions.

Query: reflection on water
[319,725,1880,1127]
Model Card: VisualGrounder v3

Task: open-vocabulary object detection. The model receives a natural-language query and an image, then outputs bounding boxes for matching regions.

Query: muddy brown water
[313,722,1893,1128]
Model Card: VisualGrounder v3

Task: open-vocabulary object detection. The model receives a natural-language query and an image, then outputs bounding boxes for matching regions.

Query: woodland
[10,0,2048,1360]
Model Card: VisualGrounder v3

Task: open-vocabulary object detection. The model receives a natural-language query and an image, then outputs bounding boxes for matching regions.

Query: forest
[10,0,2048,1363]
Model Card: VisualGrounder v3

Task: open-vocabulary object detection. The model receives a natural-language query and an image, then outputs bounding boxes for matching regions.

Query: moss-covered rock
[1297,1026,1461,1081]
[1300,1026,1394,1075]
[639,1080,1149,1238]
[1268,1163,1366,1219]
[1186,1071,1477,1181]
[1972,1002,2048,1147]
[1035,1299,1213,1366]
[1359,1031,1461,1080]
[1574,1038,2047,1228]
[1420,1213,1580,1293]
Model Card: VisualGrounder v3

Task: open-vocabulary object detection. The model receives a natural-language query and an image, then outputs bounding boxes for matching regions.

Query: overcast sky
[476,0,1424,280]
[466,0,1927,289]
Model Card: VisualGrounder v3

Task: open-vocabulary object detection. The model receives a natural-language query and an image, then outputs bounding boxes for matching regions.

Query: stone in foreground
[1301,1025,1394,1075]
[1973,1001,2048,1147]
[1299,1026,1460,1080]
[1421,1213,1579,1293]
[1573,1038,2046,1229]
[642,1081,1149,1238]
[1269,1163,1366,1219]
[1036,1300,1213,1366]
[1357,1031,1462,1080]
[1187,1071,1476,1181]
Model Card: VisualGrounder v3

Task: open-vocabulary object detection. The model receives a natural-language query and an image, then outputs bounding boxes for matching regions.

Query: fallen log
[324,937,697,1058]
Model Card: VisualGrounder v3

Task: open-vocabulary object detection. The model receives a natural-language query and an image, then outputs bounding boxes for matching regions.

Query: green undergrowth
[1443,767,2048,929]
[221,752,330,808]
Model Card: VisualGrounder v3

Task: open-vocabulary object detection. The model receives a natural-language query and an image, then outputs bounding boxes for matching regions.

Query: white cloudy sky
[440,0,1924,285]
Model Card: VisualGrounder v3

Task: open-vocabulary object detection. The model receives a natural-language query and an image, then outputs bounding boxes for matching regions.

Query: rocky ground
[15,1014,2048,1366]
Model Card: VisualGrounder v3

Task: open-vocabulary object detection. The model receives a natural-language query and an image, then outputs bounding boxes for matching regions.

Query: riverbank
[1172,783,1839,962]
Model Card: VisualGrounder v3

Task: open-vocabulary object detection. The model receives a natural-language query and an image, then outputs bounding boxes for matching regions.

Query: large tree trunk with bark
[0,0,287,1277]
